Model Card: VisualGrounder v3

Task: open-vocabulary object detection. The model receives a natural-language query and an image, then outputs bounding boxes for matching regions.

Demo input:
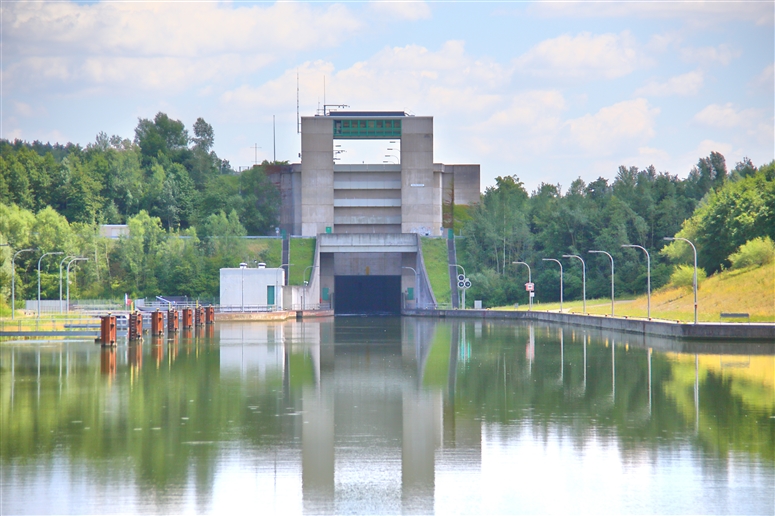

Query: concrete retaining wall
[402,309,775,341]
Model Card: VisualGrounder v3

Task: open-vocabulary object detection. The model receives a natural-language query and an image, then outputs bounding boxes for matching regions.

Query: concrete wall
[220,267,286,309]
[301,117,334,236]
[402,308,775,341]
[401,117,438,236]
[441,164,481,206]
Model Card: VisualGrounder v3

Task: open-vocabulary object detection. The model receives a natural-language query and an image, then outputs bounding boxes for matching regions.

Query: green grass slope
[494,262,775,323]
[421,237,451,306]
[289,238,316,285]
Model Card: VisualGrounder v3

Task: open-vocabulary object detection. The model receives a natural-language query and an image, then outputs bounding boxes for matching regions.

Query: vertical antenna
[254,144,258,165]
[323,75,326,115]
[273,115,276,163]
[296,70,300,134]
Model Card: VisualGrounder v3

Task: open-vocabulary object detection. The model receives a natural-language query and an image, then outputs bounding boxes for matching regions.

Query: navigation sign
[457,274,465,282]
[525,282,535,292]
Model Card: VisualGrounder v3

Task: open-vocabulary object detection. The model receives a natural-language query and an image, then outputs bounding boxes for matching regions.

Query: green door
[267,285,275,306]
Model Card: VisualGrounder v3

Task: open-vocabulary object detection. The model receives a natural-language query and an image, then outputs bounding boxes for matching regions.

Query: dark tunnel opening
[334,275,401,315]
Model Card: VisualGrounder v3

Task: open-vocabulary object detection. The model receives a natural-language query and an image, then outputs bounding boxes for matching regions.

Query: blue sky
[3,1,773,192]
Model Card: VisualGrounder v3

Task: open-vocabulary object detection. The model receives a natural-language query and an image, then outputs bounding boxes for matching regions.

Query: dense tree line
[1,112,772,309]
[459,154,774,307]
[0,112,280,234]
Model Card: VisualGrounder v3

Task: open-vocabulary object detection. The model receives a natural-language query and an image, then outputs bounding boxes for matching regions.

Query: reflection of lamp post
[622,244,651,319]
[542,258,563,313]
[402,266,419,309]
[511,261,532,311]
[12,248,35,320]
[562,254,586,313]
[66,257,88,313]
[664,237,698,324]
[589,250,614,316]
[38,251,63,317]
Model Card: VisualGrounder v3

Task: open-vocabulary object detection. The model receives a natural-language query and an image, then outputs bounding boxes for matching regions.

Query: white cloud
[750,63,774,91]
[634,70,704,97]
[2,2,362,93]
[513,31,652,80]
[565,99,660,155]
[529,1,773,26]
[680,45,739,65]
[221,41,508,118]
[371,1,431,21]
[694,103,761,128]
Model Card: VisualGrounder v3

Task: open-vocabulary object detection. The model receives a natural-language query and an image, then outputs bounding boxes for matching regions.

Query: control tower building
[271,110,480,314]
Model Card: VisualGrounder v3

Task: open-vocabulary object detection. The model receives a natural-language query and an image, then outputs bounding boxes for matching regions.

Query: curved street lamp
[59,255,77,313]
[38,251,64,317]
[450,264,467,309]
[589,250,614,316]
[622,244,651,319]
[664,237,698,324]
[511,261,532,311]
[302,265,319,310]
[542,258,563,313]
[402,266,420,309]
[12,248,35,320]
[562,254,586,313]
[66,257,88,313]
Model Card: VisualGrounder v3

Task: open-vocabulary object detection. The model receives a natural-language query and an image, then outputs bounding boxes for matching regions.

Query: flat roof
[324,111,409,118]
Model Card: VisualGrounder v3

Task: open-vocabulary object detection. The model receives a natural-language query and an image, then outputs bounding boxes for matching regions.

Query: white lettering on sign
[410,183,425,187]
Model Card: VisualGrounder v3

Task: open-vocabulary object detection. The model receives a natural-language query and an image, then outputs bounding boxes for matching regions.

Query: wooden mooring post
[150,310,165,336]
[128,312,143,342]
[182,308,194,329]
[100,314,117,346]
[168,309,179,332]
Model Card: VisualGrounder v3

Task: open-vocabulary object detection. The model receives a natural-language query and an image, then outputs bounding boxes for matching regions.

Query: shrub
[728,237,775,269]
[670,264,707,289]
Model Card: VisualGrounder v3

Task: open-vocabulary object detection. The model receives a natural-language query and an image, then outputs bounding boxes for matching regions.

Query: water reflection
[1,318,773,514]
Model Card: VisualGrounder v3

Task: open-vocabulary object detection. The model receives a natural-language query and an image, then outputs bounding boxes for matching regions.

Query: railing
[217,305,282,313]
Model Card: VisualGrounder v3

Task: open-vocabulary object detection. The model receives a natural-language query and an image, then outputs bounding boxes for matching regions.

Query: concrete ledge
[402,309,775,341]
[215,311,295,322]
[296,310,335,319]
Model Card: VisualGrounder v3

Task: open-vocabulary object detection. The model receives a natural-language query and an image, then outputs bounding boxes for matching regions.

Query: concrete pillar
[301,117,335,236]
[401,117,437,236]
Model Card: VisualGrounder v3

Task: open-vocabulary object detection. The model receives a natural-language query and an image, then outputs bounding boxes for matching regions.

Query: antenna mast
[296,70,300,134]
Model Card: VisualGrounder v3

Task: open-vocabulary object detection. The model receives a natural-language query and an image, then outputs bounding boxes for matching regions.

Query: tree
[238,165,280,235]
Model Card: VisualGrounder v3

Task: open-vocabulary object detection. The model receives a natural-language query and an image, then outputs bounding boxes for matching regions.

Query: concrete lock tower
[267,110,480,314]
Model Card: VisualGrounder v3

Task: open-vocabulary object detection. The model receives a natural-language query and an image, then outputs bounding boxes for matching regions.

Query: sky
[2,1,773,192]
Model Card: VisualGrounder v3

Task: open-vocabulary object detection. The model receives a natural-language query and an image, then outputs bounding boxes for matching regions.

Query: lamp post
[450,264,467,309]
[12,248,35,320]
[622,244,651,319]
[664,237,698,324]
[302,265,319,310]
[402,266,420,309]
[589,250,614,316]
[66,257,88,313]
[542,258,563,313]
[562,254,586,313]
[38,251,64,317]
[511,261,532,311]
[59,255,76,313]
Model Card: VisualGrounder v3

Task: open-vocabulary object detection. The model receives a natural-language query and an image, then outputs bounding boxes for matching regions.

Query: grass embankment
[245,238,282,267]
[420,237,451,305]
[289,238,316,286]
[494,263,775,323]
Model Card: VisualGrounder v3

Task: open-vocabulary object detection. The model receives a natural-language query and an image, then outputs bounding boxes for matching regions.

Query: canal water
[2,317,773,514]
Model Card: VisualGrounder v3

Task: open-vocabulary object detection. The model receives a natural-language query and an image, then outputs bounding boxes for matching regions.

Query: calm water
[1,317,773,515]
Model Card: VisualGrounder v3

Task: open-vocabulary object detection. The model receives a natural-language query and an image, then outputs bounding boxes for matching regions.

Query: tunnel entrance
[334,275,401,315]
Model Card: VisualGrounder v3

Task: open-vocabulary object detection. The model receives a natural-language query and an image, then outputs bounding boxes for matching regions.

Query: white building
[220,264,285,310]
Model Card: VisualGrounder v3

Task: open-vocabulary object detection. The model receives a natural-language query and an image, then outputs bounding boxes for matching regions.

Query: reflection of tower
[402,391,439,513]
